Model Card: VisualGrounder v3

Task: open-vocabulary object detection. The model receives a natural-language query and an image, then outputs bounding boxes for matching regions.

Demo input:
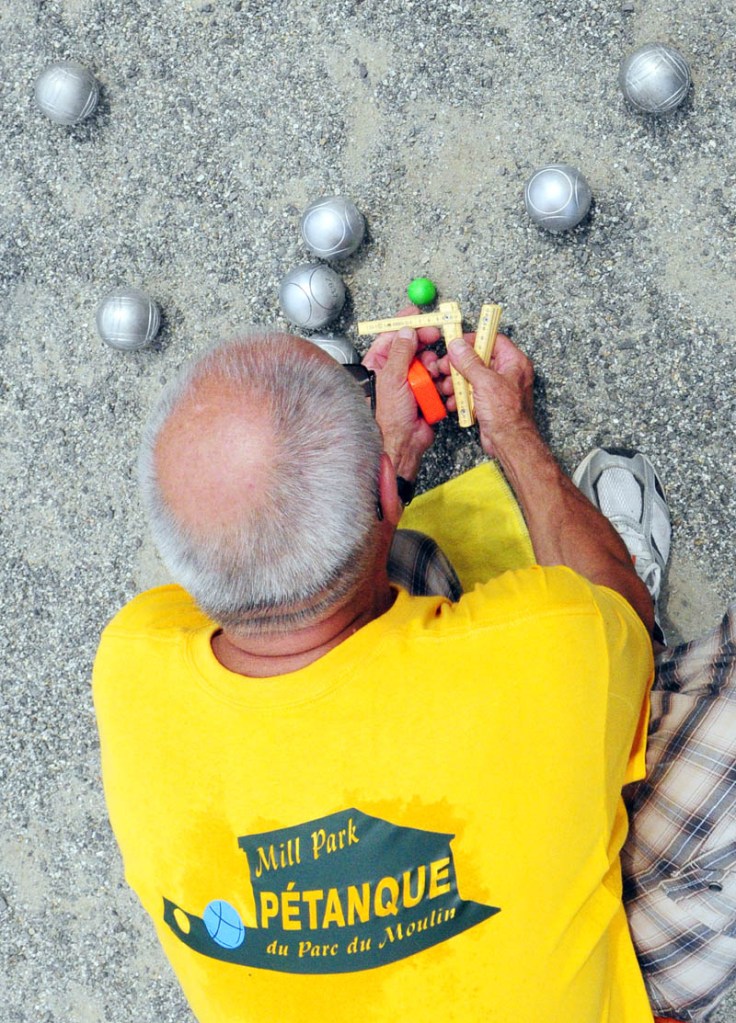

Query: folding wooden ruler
[357,301,502,427]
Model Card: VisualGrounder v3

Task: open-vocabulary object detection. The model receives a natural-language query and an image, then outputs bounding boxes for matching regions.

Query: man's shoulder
[99,584,210,642]
[461,563,600,612]
[457,564,646,635]
[92,587,212,739]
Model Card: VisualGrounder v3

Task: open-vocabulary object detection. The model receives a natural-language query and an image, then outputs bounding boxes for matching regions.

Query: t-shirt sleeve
[588,582,654,787]
[440,565,654,789]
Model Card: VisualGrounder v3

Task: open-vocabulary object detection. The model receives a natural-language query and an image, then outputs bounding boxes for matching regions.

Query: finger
[487,333,509,368]
[373,306,417,344]
[435,352,451,375]
[417,348,441,377]
[416,326,442,346]
[370,305,423,358]
[395,306,440,347]
[436,331,474,366]
[446,337,490,386]
[489,333,526,370]
[442,331,476,349]
[393,305,442,346]
[361,336,392,371]
[384,326,419,381]
[490,332,515,353]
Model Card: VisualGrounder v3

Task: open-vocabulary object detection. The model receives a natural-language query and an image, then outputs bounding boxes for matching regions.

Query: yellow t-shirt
[93,566,654,1023]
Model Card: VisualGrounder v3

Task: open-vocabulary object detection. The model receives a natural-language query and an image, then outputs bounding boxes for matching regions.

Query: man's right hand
[361,307,442,483]
[438,334,537,458]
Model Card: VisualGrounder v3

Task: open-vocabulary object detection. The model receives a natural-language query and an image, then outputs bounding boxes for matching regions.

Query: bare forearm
[495,424,655,632]
[443,335,655,632]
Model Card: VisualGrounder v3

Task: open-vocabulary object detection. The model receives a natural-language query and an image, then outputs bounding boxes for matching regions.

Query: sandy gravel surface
[1,1,734,1020]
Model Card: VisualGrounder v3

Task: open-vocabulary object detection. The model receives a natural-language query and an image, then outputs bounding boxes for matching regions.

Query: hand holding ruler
[357,301,503,428]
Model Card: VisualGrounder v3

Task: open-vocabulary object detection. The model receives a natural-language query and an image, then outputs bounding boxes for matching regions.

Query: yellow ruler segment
[468,303,502,421]
[356,312,446,334]
[474,303,502,365]
[438,302,473,428]
[357,302,465,336]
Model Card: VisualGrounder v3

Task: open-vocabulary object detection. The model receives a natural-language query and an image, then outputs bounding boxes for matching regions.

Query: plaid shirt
[387,529,463,602]
[622,605,736,1022]
[388,529,736,1023]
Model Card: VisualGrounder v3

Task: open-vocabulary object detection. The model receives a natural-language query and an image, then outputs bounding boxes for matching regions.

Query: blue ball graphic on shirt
[203,899,245,950]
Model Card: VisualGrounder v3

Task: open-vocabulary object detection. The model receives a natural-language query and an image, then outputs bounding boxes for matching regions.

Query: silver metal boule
[524,164,592,233]
[34,61,100,125]
[279,264,346,329]
[302,334,361,364]
[619,43,691,114]
[96,287,161,351]
[300,196,366,259]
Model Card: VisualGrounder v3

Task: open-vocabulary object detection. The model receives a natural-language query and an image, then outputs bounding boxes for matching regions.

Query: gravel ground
[1,1,734,1020]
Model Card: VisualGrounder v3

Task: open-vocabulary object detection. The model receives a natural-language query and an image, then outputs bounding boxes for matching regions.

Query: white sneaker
[573,447,671,638]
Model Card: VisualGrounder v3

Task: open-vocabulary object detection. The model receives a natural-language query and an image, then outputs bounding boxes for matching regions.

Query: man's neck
[210,578,396,678]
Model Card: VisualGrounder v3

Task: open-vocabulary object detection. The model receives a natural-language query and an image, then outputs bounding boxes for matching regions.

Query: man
[94,318,661,1021]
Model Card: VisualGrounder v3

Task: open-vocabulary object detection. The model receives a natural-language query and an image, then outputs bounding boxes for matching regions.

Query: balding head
[155,366,279,538]
[138,334,384,634]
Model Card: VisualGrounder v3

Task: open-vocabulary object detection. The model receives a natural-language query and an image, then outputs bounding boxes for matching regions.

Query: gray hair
[138,334,383,634]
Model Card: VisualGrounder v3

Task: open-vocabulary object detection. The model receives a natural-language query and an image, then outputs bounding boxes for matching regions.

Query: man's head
[138,334,384,635]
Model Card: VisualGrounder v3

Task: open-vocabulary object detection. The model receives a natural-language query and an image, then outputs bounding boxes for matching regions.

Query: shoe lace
[610,518,662,602]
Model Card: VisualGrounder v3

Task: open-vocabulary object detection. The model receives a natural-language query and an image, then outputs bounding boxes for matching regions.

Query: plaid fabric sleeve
[387,528,463,601]
[622,604,736,1022]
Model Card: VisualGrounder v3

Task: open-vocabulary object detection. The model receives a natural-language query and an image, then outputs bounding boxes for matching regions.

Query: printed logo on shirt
[163,807,500,974]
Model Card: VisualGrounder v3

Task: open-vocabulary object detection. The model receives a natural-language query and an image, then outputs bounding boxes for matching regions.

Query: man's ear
[377,453,403,527]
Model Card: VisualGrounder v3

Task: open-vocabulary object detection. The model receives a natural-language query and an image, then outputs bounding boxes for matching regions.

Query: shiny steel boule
[300,196,366,259]
[34,61,100,124]
[96,287,161,350]
[279,264,346,329]
[302,334,361,364]
[524,164,592,233]
[619,43,691,114]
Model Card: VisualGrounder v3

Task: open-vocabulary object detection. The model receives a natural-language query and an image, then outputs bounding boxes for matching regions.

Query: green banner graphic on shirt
[163,808,500,974]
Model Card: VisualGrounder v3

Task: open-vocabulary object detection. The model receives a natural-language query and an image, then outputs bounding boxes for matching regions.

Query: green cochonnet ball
[407,277,437,306]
